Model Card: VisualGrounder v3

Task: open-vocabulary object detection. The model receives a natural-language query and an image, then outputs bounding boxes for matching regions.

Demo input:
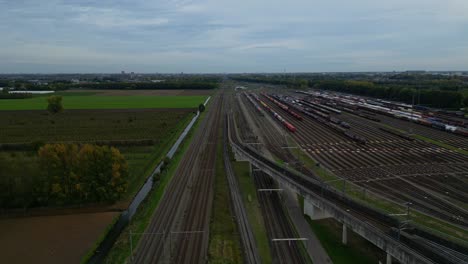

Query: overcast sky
[1,0,468,73]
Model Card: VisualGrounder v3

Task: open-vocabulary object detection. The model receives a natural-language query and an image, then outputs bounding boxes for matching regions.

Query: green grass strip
[232,161,272,263]
[80,215,120,264]
[121,113,193,200]
[102,110,207,263]
[207,125,243,263]
[379,123,468,155]
[283,138,468,243]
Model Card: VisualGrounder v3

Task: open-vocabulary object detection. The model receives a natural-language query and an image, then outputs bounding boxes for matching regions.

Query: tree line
[0,79,220,91]
[313,80,465,109]
[0,144,128,209]
[73,80,218,90]
[231,76,468,109]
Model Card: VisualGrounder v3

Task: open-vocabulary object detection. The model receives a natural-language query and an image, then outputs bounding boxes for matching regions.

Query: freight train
[243,92,264,116]
[262,93,303,120]
[252,94,297,132]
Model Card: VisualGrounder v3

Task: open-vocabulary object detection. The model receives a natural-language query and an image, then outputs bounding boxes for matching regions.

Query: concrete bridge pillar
[342,224,347,245]
[386,252,392,264]
[303,198,331,220]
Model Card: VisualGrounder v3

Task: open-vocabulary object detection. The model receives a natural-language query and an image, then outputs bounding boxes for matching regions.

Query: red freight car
[284,122,296,133]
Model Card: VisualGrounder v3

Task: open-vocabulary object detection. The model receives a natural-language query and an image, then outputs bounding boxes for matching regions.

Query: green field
[0,95,207,110]
[305,217,383,264]
[0,109,193,144]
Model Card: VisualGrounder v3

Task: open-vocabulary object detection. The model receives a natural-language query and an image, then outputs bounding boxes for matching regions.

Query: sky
[0,0,468,73]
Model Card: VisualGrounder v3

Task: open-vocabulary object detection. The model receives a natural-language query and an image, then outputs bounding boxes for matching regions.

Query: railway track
[227,111,456,263]
[223,92,262,264]
[229,89,468,263]
[234,93,312,263]
[257,93,468,227]
[254,169,309,264]
[133,91,223,263]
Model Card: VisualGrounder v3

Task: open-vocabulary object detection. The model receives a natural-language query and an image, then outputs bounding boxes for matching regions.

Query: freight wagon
[255,96,297,133]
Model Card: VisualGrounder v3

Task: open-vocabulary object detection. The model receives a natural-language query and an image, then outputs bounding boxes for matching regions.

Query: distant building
[405,70,426,74]
[121,71,126,75]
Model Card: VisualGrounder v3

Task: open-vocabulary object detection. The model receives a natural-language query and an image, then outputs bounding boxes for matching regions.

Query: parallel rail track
[133,92,223,263]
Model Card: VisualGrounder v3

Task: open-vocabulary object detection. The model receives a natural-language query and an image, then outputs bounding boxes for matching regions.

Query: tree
[47,95,63,114]
[464,96,468,107]
[198,103,206,113]
[37,143,128,205]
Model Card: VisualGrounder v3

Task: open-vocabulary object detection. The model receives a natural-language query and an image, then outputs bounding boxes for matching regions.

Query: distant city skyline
[1,0,468,73]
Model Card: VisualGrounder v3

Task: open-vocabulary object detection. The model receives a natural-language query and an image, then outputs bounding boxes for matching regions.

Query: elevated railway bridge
[227,112,468,264]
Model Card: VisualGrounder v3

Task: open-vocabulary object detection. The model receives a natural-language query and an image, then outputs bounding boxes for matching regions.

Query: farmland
[0,212,119,264]
[0,109,193,144]
[60,89,215,96]
[0,94,207,110]
[0,92,203,263]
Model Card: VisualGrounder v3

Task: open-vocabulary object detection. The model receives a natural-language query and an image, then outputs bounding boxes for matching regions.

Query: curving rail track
[233,92,311,263]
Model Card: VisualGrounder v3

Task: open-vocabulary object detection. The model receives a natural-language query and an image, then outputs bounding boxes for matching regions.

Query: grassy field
[0,109,193,144]
[208,127,243,263]
[119,111,192,201]
[0,95,207,110]
[233,161,272,263]
[305,217,384,264]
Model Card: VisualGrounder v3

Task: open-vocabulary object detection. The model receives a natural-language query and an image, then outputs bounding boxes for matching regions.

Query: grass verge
[120,113,193,200]
[80,215,120,264]
[102,111,206,263]
[305,216,384,264]
[284,137,468,243]
[232,161,272,263]
[207,126,243,263]
[379,123,468,155]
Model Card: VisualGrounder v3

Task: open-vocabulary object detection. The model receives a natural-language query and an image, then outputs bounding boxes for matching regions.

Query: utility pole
[129,229,133,263]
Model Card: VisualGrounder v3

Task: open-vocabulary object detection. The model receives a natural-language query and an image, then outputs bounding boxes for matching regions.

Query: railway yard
[96,83,468,263]
[241,89,468,229]
[228,84,468,263]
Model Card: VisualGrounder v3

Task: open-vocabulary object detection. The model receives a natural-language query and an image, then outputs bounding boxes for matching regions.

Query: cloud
[70,6,169,28]
[0,0,467,72]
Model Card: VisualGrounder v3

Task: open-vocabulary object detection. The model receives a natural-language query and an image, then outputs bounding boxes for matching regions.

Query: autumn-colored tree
[38,143,79,204]
[77,144,128,202]
[37,143,128,205]
[0,143,128,208]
